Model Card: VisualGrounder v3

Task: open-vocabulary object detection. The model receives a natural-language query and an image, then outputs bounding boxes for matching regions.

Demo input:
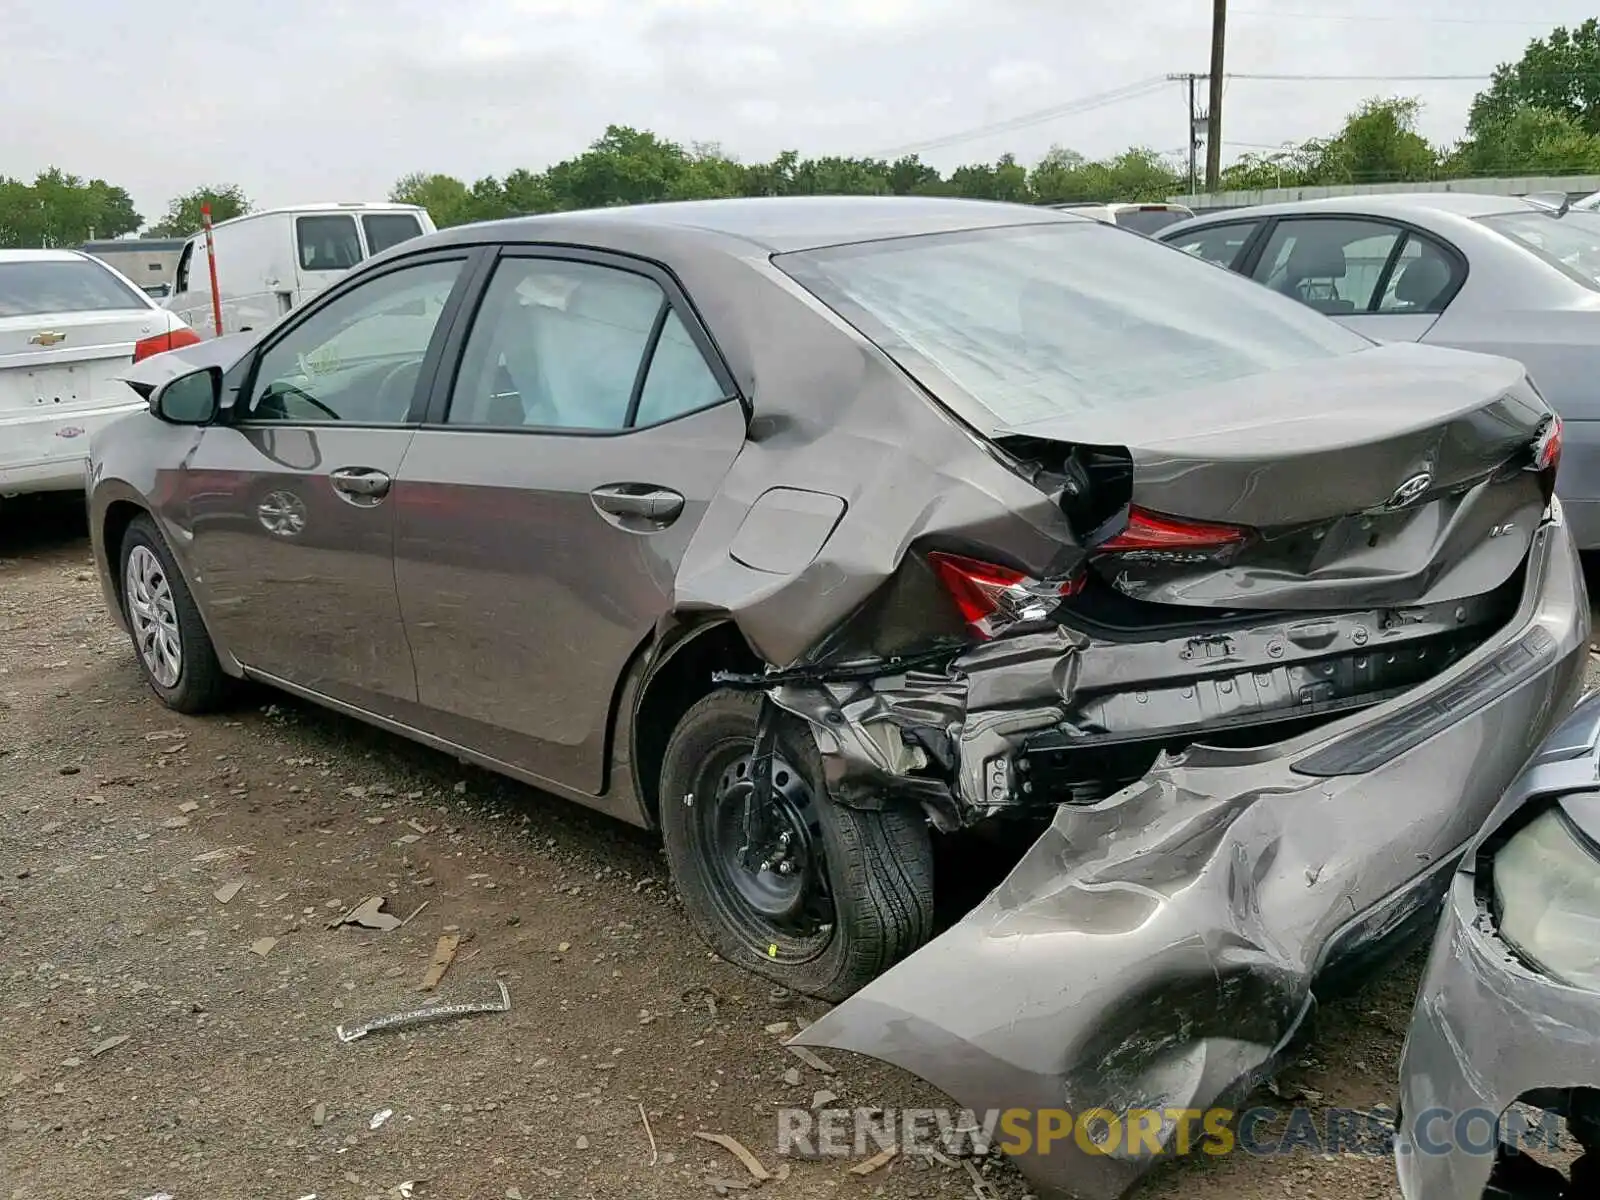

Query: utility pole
[1205,0,1226,191]
[1165,72,1205,194]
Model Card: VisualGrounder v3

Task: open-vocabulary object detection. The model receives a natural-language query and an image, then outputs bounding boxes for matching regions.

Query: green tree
[148,185,250,236]
[0,169,141,247]
[1314,97,1440,184]
[1452,104,1600,177]
[1469,19,1600,139]
[391,172,478,227]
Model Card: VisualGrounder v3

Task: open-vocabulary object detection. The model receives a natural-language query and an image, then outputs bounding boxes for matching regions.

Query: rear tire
[659,689,934,1002]
[119,514,232,714]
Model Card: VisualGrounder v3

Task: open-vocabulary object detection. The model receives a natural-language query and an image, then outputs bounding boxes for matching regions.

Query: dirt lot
[3,495,1593,1200]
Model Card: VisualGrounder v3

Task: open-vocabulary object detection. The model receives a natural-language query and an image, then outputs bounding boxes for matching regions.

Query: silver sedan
[1159,193,1600,549]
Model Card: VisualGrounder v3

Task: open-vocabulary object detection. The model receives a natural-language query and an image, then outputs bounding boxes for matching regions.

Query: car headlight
[1494,806,1600,990]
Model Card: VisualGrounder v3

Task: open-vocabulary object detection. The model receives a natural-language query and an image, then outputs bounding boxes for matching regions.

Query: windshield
[776,223,1369,430]
[1479,209,1600,291]
[0,259,148,318]
[1114,208,1191,235]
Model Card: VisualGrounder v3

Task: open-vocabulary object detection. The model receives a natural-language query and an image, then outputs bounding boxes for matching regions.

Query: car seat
[1278,239,1355,313]
[1391,255,1452,313]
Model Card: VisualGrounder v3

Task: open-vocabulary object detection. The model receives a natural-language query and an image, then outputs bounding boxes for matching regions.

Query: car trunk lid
[0,310,167,416]
[999,343,1553,611]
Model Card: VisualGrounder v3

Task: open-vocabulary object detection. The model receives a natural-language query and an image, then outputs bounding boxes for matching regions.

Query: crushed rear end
[692,220,1591,1198]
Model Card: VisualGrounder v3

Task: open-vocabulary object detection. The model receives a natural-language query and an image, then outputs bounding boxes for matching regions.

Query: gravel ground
[3,494,1594,1200]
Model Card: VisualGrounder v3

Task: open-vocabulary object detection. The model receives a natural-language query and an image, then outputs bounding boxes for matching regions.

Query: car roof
[427,195,1088,255]
[0,247,94,264]
[1175,192,1542,225]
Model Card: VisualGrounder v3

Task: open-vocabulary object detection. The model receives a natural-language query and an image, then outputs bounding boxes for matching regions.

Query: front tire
[659,690,934,1002]
[119,514,232,714]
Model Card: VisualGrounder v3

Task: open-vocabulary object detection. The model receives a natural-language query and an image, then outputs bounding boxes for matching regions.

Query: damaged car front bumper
[1395,686,1600,1200]
[792,502,1589,1200]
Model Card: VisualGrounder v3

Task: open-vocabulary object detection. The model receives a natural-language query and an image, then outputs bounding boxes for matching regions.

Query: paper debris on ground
[328,896,403,932]
[419,934,460,992]
[850,1146,899,1176]
[249,937,278,957]
[785,1045,837,1075]
[89,1034,130,1059]
[336,980,511,1043]
[691,1132,771,1181]
[370,1107,394,1130]
[213,880,244,904]
[193,845,252,864]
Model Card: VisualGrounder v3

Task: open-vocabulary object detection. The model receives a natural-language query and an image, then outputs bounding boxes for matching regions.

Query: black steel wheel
[659,689,934,1002]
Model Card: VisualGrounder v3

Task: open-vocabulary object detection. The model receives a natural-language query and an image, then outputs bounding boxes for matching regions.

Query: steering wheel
[263,380,340,422]
[374,359,424,419]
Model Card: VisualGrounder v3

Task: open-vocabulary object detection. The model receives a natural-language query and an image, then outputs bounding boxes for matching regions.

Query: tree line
[8,19,1600,245]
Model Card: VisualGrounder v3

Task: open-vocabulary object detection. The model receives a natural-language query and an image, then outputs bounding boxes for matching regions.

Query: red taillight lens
[928,551,1083,639]
[1097,506,1250,553]
[132,326,203,363]
[1534,415,1562,474]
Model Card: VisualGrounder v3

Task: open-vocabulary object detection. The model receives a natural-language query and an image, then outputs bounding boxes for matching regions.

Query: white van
[167,202,437,338]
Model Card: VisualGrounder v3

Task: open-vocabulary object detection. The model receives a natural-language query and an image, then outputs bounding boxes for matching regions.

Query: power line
[1227,72,1492,82]
[1233,8,1580,27]
[873,77,1170,157]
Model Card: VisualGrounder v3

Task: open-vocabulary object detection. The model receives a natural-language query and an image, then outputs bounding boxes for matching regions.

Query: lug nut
[778,862,795,875]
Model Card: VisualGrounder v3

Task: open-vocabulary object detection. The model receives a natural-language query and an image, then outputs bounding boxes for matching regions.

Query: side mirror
[152,366,222,425]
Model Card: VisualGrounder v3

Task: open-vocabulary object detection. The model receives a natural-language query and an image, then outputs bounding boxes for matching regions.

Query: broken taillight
[1096,506,1250,554]
[928,551,1084,640]
[1535,414,1563,471]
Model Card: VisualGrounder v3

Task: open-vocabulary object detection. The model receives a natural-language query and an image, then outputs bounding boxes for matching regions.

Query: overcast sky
[5,0,1594,223]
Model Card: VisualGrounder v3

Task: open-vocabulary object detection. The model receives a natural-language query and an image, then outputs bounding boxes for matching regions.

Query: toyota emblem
[1386,471,1433,509]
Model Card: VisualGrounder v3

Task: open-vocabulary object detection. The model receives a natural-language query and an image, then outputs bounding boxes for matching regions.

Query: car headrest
[1394,256,1451,306]
[1285,239,1347,280]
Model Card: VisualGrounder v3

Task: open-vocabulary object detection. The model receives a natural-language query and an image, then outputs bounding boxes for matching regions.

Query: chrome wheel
[125,544,182,688]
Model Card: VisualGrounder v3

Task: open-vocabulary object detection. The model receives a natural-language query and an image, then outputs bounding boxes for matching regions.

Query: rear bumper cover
[1394,689,1600,1200]
[793,504,1588,1200]
[1,400,145,495]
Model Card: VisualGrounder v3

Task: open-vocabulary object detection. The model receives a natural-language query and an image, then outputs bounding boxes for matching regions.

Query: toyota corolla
[85,197,1588,1199]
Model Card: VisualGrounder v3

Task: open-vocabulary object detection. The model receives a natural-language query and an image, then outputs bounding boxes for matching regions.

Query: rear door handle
[590,483,685,525]
[329,467,392,503]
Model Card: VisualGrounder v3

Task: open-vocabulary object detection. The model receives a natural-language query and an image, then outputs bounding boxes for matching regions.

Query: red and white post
[201,202,224,337]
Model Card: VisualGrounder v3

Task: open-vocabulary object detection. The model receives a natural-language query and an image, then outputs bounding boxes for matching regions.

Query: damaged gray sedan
[1396,687,1600,1199]
[86,196,1587,1195]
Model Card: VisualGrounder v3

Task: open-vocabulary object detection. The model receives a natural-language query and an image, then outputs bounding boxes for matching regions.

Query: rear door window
[1166,221,1261,269]
[297,215,363,272]
[1251,218,1403,314]
[363,213,425,255]
[1374,234,1461,314]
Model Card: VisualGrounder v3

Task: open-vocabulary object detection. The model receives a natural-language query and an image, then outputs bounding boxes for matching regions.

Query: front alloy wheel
[125,543,182,687]
[118,514,232,714]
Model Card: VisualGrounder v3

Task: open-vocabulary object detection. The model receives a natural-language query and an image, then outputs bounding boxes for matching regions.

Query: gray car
[1396,686,1600,1199]
[87,197,1587,1199]
[1157,192,1600,550]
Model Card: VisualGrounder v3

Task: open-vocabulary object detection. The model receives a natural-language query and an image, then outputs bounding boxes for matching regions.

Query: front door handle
[329,467,392,504]
[590,483,685,525]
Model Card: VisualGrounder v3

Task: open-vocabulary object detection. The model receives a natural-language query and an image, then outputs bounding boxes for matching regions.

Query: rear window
[297,215,364,271]
[363,213,425,255]
[776,223,1369,431]
[1479,209,1600,291]
[0,259,148,318]
[1113,208,1191,236]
